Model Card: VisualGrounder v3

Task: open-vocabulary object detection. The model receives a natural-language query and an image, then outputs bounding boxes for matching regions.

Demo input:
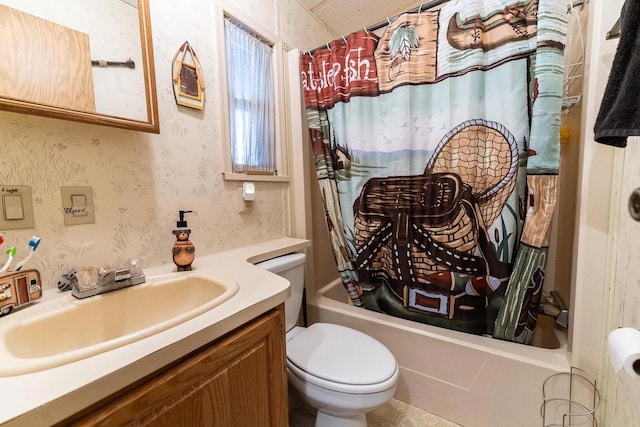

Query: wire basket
[541,367,601,426]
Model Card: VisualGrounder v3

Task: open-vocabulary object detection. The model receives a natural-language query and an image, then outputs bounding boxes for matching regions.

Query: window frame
[217,3,290,182]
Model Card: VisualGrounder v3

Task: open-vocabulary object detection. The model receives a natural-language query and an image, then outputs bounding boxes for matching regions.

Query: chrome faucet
[72,258,145,299]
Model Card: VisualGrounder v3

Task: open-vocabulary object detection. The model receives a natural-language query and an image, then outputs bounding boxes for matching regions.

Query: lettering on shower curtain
[300,31,379,109]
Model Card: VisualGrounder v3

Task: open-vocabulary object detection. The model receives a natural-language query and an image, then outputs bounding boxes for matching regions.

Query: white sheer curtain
[224,18,276,174]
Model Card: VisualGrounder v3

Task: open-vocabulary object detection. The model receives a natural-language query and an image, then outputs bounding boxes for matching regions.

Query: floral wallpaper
[0,0,334,290]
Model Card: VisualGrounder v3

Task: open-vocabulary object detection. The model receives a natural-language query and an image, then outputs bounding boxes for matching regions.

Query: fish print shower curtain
[301,0,566,344]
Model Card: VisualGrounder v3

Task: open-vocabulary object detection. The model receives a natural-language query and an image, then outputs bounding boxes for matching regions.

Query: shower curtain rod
[307,0,451,54]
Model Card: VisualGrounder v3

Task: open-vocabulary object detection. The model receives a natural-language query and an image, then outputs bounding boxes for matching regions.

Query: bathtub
[307,280,571,427]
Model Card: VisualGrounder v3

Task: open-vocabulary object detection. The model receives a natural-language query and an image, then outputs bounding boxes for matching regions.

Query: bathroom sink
[0,273,239,376]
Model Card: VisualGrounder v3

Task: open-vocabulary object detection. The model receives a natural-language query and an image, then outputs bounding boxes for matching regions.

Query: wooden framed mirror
[0,0,159,133]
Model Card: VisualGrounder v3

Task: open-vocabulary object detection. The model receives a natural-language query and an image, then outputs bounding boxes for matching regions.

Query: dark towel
[594,0,640,147]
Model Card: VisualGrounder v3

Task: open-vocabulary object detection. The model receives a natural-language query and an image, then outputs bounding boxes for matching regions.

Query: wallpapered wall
[572,0,640,424]
[0,0,334,289]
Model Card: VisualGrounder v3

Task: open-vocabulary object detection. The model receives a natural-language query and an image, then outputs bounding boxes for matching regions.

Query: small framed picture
[172,41,205,110]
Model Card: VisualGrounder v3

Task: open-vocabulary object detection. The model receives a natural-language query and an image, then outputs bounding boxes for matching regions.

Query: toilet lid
[286,323,397,386]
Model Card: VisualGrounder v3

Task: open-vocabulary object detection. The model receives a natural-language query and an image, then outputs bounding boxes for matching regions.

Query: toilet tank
[256,253,306,332]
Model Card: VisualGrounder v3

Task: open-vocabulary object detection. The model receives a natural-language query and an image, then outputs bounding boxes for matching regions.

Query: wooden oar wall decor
[172,41,205,110]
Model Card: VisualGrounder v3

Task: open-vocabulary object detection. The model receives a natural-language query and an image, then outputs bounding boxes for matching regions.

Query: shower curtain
[301,0,566,344]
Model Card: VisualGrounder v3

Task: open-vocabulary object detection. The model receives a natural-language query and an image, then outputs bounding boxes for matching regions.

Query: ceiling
[300,0,427,38]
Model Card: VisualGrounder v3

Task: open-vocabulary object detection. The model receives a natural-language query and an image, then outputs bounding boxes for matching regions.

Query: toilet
[257,253,399,427]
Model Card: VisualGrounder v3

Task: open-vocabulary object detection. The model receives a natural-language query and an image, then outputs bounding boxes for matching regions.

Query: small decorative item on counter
[0,236,44,315]
[172,41,205,110]
[0,269,42,316]
[57,268,78,292]
[173,210,195,271]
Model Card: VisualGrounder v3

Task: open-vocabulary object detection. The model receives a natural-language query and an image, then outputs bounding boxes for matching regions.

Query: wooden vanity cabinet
[66,305,288,427]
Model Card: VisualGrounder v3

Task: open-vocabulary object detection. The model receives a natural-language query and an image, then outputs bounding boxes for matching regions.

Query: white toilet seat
[286,323,399,394]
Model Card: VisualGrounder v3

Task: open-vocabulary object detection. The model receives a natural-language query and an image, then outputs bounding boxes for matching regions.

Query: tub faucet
[539,291,569,329]
[72,258,145,299]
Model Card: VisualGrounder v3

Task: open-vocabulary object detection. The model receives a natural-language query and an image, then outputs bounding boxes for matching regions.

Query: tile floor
[289,393,462,427]
[367,399,462,427]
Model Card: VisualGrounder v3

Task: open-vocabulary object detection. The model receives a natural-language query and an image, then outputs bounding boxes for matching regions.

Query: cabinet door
[70,306,288,427]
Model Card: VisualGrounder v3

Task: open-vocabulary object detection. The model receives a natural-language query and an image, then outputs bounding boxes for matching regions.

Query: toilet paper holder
[629,188,640,221]
[608,327,640,378]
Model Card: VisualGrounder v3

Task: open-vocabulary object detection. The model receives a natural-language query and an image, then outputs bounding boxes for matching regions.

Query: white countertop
[0,237,310,426]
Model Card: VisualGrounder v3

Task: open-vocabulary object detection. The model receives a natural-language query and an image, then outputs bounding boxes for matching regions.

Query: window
[224,17,277,175]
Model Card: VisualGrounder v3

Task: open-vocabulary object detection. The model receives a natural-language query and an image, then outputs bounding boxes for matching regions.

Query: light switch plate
[61,186,95,225]
[0,185,35,230]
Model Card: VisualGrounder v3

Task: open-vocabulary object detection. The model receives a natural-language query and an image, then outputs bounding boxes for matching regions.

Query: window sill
[222,172,290,183]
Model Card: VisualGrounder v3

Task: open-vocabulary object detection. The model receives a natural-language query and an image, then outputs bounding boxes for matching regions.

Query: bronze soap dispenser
[172,210,195,271]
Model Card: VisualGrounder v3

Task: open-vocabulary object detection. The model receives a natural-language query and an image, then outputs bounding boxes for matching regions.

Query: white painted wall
[571,0,640,424]
[588,0,640,422]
